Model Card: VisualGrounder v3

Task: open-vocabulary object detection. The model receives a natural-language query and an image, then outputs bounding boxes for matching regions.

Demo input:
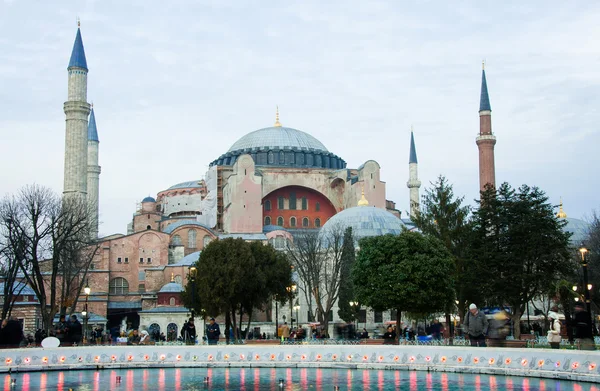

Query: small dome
[321,206,405,244]
[228,126,328,153]
[562,217,590,245]
[167,180,202,190]
[142,196,156,203]
[159,282,184,293]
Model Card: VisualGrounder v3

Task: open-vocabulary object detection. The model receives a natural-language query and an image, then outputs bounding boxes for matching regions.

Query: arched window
[315,218,321,228]
[302,217,309,227]
[265,200,271,211]
[264,216,271,226]
[149,323,160,340]
[169,297,176,306]
[188,229,197,248]
[167,323,178,341]
[278,197,284,210]
[171,235,182,246]
[109,277,129,295]
[316,202,320,212]
[146,225,151,230]
[268,151,274,164]
[302,197,307,210]
[290,217,296,227]
[277,216,284,226]
[279,151,285,164]
[203,235,212,248]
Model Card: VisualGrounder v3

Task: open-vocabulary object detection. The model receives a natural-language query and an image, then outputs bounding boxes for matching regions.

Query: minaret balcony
[407,179,421,188]
[476,134,497,144]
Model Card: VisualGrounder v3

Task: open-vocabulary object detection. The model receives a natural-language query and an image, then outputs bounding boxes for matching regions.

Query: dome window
[302,218,309,227]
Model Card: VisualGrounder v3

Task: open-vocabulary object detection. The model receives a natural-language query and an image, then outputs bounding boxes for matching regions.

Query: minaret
[407,128,421,219]
[63,23,91,200]
[476,62,497,191]
[87,106,101,238]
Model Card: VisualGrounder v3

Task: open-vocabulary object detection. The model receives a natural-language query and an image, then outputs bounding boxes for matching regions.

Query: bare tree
[286,223,347,334]
[1,185,99,333]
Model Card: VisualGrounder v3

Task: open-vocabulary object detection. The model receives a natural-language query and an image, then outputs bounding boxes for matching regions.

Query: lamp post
[286,283,297,330]
[293,301,300,332]
[349,301,359,335]
[83,282,91,345]
[189,266,197,320]
[275,295,279,338]
[578,245,593,335]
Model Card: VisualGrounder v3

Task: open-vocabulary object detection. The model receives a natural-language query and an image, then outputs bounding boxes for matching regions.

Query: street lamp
[83,281,90,344]
[578,245,593,335]
[286,283,297,329]
[293,300,300,332]
[189,266,197,320]
[349,301,359,333]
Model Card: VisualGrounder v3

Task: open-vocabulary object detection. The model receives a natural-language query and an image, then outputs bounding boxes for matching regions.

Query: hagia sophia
[8,26,590,338]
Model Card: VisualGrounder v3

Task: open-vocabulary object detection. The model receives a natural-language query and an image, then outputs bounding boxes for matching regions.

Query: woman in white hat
[547,311,561,349]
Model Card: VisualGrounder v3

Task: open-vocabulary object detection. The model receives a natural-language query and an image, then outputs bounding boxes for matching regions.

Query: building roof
[227,126,328,153]
[409,131,418,164]
[68,28,88,71]
[480,68,491,112]
[107,301,142,309]
[167,180,202,190]
[139,307,189,313]
[162,219,215,234]
[159,282,184,293]
[0,281,36,296]
[219,233,268,241]
[320,205,405,244]
[142,196,156,203]
[263,225,288,233]
[88,107,99,142]
[53,312,107,323]
[172,251,201,266]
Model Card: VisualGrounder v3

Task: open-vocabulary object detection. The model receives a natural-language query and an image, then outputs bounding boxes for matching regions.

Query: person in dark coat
[573,303,595,350]
[181,318,197,345]
[383,325,397,344]
[0,318,24,348]
[206,318,220,345]
[67,315,82,346]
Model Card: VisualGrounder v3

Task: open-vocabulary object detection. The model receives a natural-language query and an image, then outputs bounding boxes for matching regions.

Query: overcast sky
[1,0,599,236]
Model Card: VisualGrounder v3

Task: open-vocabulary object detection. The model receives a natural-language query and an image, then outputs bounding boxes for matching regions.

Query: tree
[337,227,359,323]
[183,238,291,343]
[352,231,455,342]
[470,183,574,338]
[286,223,348,335]
[0,185,98,333]
[411,175,474,331]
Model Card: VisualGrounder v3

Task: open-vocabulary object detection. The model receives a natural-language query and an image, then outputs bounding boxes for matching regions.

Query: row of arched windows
[170,230,212,248]
[265,216,321,228]
[264,199,319,212]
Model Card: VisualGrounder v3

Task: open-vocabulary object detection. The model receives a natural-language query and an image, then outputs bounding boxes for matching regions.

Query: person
[181,318,197,345]
[280,322,290,341]
[547,311,562,349]
[463,303,489,347]
[359,328,369,339]
[35,328,46,346]
[206,318,220,345]
[383,325,396,344]
[0,318,24,348]
[128,329,141,345]
[54,315,68,346]
[93,326,103,345]
[573,303,595,350]
[430,319,444,340]
[139,330,151,345]
[68,315,82,346]
[487,311,510,347]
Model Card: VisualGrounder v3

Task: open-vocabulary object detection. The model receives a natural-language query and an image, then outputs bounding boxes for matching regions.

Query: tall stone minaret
[476,62,497,191]
[63,24,90,200]
[407,129,421,219]
[87,106,101,238]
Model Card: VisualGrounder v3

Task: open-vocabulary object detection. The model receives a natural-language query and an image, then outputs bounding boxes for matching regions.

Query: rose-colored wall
[262,186,336,229]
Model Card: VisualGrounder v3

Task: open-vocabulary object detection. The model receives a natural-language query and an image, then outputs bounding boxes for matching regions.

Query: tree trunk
[246,309,253,340]
[445,312,452,345]
[225,310,231,345]
[512,307,522,339]
[395,308,402,344]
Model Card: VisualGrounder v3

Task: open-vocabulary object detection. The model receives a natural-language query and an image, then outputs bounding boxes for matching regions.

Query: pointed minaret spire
[479,61,491,112]
[274,106,282,127]
[476,62,497,192]
[68,23,88,71]
[407,128,421,220]
[87,106,101,238]
[556,198,568,219]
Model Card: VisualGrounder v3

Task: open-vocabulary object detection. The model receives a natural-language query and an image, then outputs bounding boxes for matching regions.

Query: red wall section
[262,186,336,229]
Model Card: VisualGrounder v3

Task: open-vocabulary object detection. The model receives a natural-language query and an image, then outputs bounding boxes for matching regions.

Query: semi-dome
[159,282,184,293]
[227,126,328,153]
[142,196,156,203]
[556,201,590,245]
[320,202,405,244]
[167,180,202,190]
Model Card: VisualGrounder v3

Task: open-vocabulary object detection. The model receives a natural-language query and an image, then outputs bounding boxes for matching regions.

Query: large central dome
[227,126,328,153]
[210,116,346,169]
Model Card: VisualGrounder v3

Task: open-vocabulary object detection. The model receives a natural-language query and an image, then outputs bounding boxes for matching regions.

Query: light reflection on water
[3,368,600,391]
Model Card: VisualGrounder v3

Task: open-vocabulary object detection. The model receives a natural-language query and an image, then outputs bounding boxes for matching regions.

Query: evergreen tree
[470,183,574,338]
[337,227,358,323]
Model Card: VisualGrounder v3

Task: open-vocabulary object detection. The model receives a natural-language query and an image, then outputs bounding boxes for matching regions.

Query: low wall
[0,345,599,383]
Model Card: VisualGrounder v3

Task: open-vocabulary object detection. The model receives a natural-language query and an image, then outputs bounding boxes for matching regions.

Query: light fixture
[575,297,580,302]
[573,286,578,292]
[588,284,593,291]
[84,283,91,296]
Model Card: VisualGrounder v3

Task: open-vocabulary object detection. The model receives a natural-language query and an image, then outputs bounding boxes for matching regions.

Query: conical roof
[88,107,98,142]
[68,28,88,71]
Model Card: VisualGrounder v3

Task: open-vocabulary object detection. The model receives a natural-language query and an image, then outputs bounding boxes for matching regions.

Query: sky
[1,1,599,236]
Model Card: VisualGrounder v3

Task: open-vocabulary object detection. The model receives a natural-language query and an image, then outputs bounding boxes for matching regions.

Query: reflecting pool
[4,367,600,391]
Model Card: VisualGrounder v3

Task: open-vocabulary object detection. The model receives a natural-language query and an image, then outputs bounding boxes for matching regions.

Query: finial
[482,60,485,70]
[556,197,567,219]
[357,184,369,207]
[411,124,414,132]
[77,17,80,28]
[91,101,93,109]
[274,106,282,127]
[171,273,175,282]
